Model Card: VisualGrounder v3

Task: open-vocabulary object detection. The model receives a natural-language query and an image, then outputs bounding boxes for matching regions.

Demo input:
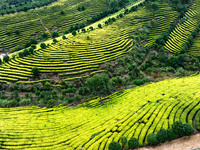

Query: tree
[105,21,108,25]
[81,28,86,33]
[147,133,159,145]
[32,67,40,77]
[148,2,159,18]
[128,138,139,149]
[40,43,46,49]
[29,38,38,44]
[156,128,168,143]
[23,49,29,56]
[72,30,77,36]
[53,38,58,43]
[98,23,102,28]
[3,55,9,63]
[29,47,34,54]
[108,141,121,150]
[52,32,59,38]
[62,36,67,39]
[120,136,127,149]
[86,73,110,92]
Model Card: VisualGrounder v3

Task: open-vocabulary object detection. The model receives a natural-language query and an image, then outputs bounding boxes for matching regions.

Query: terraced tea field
[164,3,200,53]
[188,34,200,56]
[0,73,199,149]
[0,0,107,50]
[145,4,178,47]
[0,2,177,84]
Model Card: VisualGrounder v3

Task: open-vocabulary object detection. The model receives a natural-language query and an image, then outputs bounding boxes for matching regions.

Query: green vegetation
[0,0,200,149]
[0,0,108,51]
[0,74,199,149]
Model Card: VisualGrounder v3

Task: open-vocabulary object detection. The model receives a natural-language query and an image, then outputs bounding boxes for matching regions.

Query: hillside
[0,0,200,149]
[0,0,107,51]
[0,73,199,149]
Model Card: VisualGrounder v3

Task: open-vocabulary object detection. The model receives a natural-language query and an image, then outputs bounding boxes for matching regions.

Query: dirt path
[138,133,200,150]
[37,13,52,38]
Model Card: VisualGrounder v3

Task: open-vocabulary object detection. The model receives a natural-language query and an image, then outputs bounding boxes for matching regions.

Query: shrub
[62,36,67,39]
[23,49,29,56]
[32,67,40,77]
[98,24,102,28]
[171,121,185,138]
[147,133,158,145]
[61,10,64,15]
[31,44,36,49]
[40,43,46,49]
[29,47,34,54]
[156,128,168,143]
[64,30,69,34]
[44,82,51,90]
[15,30,20,35]
[52,32,59,38]
[42,32,48,38]
[72,30,77,36]
[128,137,139,149]
[19,98,31,105]
[133,79,144,86]
[86,73,110,92]
[182,123,194,136]
[108,141,121,150]
[19,52,24,58]
[166,128,176,141]
[3,55,9,62]
[29,38,38,44]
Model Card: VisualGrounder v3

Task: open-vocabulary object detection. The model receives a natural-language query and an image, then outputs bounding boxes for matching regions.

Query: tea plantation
[0,74,199,149]
[0,0,200,149]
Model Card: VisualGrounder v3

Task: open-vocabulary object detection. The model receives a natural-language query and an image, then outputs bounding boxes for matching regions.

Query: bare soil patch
[138,134,200,150]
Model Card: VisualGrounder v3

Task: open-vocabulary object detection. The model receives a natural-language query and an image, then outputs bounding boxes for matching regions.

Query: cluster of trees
[87,8,119,23]
[147,121,194,145]
[18,47,34,58]
[109,136,139,150]
[63,23,86,35]
[9,38,37,53]
[108,121,194,150]
[0,0,57,16]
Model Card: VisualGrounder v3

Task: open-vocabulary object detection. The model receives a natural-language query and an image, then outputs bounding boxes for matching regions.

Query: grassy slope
[0,73,199,149]
[0,0,107,50]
